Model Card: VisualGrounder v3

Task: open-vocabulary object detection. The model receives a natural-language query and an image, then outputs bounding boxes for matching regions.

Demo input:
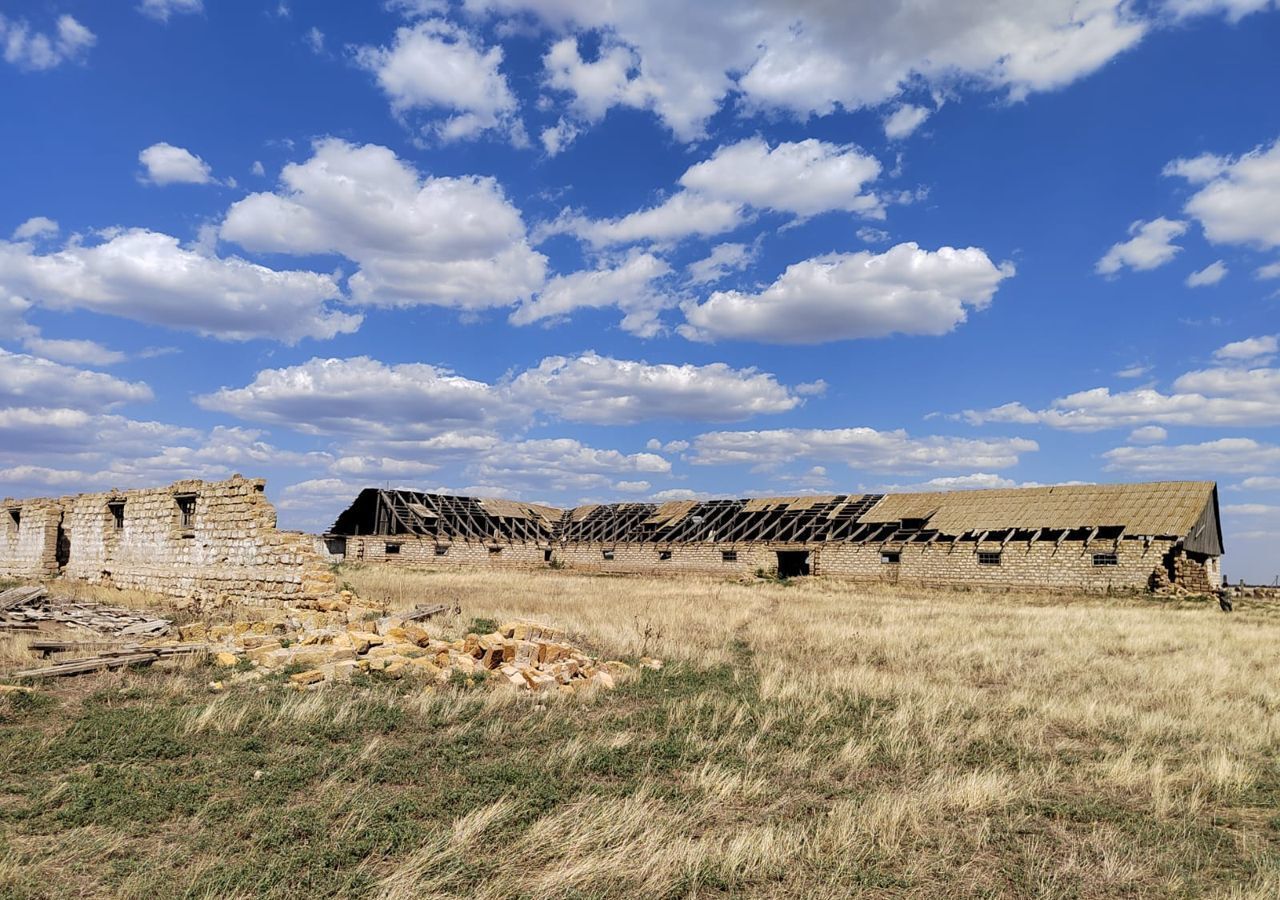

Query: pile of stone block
[4,583,660,692]
[182,597,659,692]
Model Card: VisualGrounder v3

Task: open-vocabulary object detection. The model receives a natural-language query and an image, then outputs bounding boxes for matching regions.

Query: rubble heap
[194,607,658,692]
[4,585,660,691]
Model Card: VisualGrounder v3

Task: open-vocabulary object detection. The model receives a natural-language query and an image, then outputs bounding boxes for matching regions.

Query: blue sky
[2,0,1279,580]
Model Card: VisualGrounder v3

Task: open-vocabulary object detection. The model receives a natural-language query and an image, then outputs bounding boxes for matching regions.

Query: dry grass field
[2,567,1278,898]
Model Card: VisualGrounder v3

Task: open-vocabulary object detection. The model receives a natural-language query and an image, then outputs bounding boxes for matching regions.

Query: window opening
[175,494,197,531]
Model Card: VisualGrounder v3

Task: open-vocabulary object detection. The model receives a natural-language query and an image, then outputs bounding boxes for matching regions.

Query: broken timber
[400,603,454,623]
[12,644,208,679]
[0,585,47,611]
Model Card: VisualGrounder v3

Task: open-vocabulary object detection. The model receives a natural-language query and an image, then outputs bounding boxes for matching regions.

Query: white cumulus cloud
[679,242,1014,344]
[1103,437,1280,475]
[138,0,203,22]
[883,104,931,140]
[471,438,670,494]
[12,217,58,241]
[0,13,95,71]
[469,0,1152,140]
[1215,335,1277,361]
[1096,217,1187,275]
[555,137,883,247]
[509,251,671,336]
[221,138,546,310]
[0,348,150,411]
[962,345,1280,430]
[686,242,757,285]
[138,142,215,185]
[679,137,883,219]
[0,228,358,343]
[1186,259,1228,286]
[1169,138,1280,249]
[1128,425,1169,444]
[355,19,520,142]
[689,426,1038,472]
[508,351,805,424]
[198,356,516,439]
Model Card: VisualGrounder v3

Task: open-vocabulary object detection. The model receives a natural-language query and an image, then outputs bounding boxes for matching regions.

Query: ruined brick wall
[343,535,549,569]
[554,542,775,576]
[1172,551,1220,592]
[0,499,62,579]
[1,476,337,604]
[817,538,1175,591]
[336,532,1195,593]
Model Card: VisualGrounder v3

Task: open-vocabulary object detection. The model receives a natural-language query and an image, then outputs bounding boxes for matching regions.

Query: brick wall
[1173,552,1220,592]
[0,499,61,578]
[0,476,337,604]
[816,537,1178,591]
[337,534,1188,592]
[343,535,550,569]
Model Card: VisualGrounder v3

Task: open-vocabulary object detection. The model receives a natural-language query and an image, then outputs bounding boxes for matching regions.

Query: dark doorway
[776,550,810,578]
[55,515,71,571]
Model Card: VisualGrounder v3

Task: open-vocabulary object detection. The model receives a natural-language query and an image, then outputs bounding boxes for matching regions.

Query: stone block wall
[0,499,62,578]
[554,542,774,576]
[1172,551,1220,592]
[0,476,337,604]
[817,537,1176,591]
[337,533,1184,593]
[342,535,550,569]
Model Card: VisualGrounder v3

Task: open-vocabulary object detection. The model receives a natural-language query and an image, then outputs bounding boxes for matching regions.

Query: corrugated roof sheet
[861,481,1215,536]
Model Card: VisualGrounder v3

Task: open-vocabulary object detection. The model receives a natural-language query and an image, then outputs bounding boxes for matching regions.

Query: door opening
[55,515,71,571]
[776,550,810,578]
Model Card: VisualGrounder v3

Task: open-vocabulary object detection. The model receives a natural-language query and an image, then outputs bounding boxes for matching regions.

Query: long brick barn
[326,481,1224,592]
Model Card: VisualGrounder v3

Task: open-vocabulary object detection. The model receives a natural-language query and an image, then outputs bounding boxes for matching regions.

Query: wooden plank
[12,644,207,678]
[0,585,47,611]
[13,652,162,679]
[28,639,139,659]
[401,603,453,622]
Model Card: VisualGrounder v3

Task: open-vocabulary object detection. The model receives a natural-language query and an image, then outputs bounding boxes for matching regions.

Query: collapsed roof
[327,481,1223,555]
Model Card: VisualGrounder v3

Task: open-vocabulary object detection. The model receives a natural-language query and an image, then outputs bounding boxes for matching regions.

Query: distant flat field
[1,568,1278,899]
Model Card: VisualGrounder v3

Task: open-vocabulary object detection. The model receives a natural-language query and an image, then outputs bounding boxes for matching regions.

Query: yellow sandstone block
[246,642,283,662]
[347,631,383,654]
[402,624,431,647]
[409,657,442,677]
